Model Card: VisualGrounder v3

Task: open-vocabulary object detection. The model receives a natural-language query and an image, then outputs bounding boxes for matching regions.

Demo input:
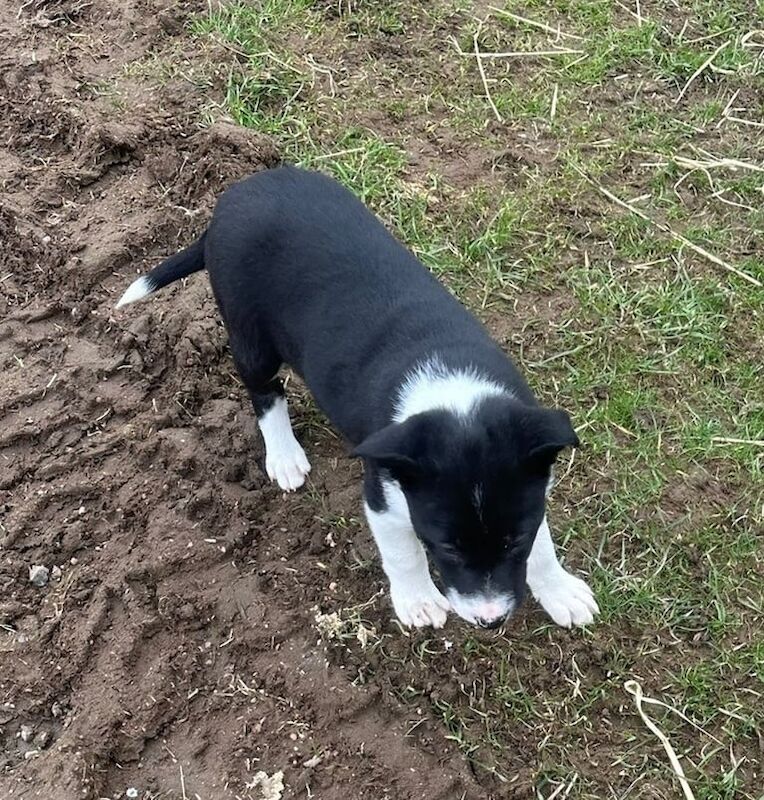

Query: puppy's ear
[526,407,579,464]
[352,416,431,480]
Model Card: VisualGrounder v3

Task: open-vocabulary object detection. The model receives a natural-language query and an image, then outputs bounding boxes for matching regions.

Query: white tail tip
[115,276,155,308]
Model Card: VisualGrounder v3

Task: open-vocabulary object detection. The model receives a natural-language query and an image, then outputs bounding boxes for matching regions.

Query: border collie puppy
[116,165,598,630]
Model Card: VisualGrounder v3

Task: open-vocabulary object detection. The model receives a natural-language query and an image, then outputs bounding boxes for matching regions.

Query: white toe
[531,571,599,628]
[259,397,311,492]
[266,444,311,492]
[391,582,450,629]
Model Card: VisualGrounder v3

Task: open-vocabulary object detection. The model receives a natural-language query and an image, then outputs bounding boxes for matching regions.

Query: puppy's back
[204,166,516,442]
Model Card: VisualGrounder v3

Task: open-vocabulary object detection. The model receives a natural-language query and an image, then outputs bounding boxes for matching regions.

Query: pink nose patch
[474,600,507,620]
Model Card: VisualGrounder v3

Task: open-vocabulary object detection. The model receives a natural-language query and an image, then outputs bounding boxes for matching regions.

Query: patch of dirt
[0,2,487,798]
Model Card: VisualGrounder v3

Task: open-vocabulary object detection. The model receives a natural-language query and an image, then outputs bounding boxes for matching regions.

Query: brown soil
[0,2,487,798]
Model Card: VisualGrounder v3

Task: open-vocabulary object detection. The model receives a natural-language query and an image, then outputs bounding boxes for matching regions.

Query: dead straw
[675,41,730,103]
[472,19,502,122]
[574,166,762,288]
[488,7,583,40]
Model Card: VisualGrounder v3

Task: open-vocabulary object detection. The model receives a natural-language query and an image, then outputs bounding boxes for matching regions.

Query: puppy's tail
[115,232,207,309]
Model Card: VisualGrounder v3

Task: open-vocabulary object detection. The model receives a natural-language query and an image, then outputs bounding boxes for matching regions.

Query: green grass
[189,0,764,796]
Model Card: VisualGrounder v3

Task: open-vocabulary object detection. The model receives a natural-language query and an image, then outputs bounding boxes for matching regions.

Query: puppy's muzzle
[476,614,508,629]
[447,591,516,628]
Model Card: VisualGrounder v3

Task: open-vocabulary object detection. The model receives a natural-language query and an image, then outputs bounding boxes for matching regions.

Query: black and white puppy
[116,165,599,630]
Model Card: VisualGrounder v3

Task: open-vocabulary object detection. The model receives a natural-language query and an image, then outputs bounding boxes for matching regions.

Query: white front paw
[390,580,450,628]
[265,442,311,492]
[530,570,599,628]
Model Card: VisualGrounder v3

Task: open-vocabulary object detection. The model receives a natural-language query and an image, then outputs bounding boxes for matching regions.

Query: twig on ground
[304,53,336,96]
[641,148,764,208]
[301,147,366,163]
[472,19,502,123]
[712,437,764,447]
[685,28,734,45]
[624,680,696,800]
[741,30,764,49]
[546,773,579,800]
[614,0,646,24]
[725,114,764,129]
[452,35,583,60]
[714,88,764,128]
[644,151,764,174]
[208,34,250,59]
[470,47,584,58]
[710,190,755,212]
[675,41,730,104]
[488,7,582,40]
[717,88,742,127]
[574,166,762,287]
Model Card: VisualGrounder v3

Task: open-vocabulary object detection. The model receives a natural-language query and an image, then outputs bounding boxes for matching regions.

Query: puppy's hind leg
[229,334,311,492]
[251,379,312,492]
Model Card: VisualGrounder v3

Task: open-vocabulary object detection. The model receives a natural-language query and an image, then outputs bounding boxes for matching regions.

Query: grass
[187,0,764,796]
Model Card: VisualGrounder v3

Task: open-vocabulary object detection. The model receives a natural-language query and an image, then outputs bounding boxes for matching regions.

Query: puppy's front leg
[527,518,599,627]
[364,481,450,629]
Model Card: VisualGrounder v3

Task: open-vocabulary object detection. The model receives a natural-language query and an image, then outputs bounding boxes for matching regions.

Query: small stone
[29,565,49,587]
[77,506,86,515]
[126,788,139,799]
[51,566,63,582]
[23,749,40,760]
[302,754,322,768]
[20,724,34,742]
[51,702,63,718]
[246,771,284,800]
[34,730,52,749]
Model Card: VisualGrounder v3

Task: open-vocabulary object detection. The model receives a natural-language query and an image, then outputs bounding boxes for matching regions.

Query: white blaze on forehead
[394,356,508,422]
[447,590,515,626]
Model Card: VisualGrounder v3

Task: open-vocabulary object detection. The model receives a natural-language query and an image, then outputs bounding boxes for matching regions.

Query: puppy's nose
[477,615,506,629]
[473,599,510,628]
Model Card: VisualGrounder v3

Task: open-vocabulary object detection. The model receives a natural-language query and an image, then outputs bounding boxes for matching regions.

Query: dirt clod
[247,771,285,800]
[28,566,49,588]
[33,731,52,750]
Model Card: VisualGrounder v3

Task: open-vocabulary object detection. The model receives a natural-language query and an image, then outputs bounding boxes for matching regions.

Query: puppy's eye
[505,541,526,558]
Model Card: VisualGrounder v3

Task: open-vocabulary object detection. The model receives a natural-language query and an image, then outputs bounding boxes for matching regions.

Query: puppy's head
[355,396,578,628]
